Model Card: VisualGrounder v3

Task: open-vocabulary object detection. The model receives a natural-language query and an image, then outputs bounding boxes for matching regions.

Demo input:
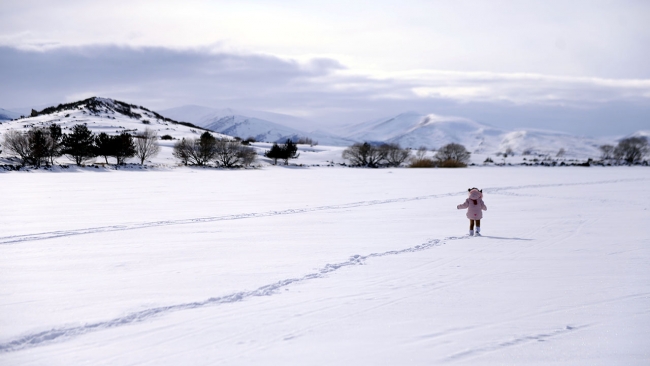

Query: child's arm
[481,201,487,211]
[457,199,469,209]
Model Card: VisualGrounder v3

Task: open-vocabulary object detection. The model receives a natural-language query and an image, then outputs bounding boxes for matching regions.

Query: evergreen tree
[62,124,96,165]
[194,132,217,165]
[47,123,63,165]
[280,139,300,165]
[113,132,136,165]
[95,132,115,164]
[27,128,50,167]
[264,143,283,165]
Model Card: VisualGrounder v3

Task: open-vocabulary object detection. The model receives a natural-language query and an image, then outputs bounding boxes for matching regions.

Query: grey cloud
[0,45,648,136]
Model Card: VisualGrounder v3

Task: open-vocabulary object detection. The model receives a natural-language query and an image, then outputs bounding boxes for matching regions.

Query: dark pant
[469,220,481,230]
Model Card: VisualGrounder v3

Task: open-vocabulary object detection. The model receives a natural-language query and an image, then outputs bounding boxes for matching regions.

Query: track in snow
[0,236,463,353]
[0,178,643,246]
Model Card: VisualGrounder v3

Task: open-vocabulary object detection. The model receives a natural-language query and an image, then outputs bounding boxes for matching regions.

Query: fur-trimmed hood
[468,188,483,200]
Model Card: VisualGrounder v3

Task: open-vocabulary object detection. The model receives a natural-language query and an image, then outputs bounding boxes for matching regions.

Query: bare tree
[190,132,218,166]
[599,144,615,160]
[434,143,471,167]
[238,145,257,167]
[2,130,31,165]
[173,138,192,165]
[556,148,566,157]
[614,137,648,164]
[381,143,410,167]
[342,142,386,167]
[134,128,160,165]
[2,128,56,167]
[214,139,241,167]
[213,139,257,167]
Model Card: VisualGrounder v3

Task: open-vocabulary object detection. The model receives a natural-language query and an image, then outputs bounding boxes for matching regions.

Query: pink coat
[457,189,487,220]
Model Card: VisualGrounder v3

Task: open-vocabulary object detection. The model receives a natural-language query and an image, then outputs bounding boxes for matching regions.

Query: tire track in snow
[0,178,643,246]
[0,236,463,354]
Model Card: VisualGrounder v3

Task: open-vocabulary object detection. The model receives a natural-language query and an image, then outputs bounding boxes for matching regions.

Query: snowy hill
[160,105,312,131]
[202,114,305,143]
[338,112,607,158]
[160,105,354,145]
[0,108,19,121]
[0,97,233,165]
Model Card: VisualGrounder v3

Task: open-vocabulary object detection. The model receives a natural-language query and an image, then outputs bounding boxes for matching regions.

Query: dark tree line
[600,137,649,164]
[342,142,471,168]
[342,142,410,167]
[1,124,159,166]
[173,132,257,167]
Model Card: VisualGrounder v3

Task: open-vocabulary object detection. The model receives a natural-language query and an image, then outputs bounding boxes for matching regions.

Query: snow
[0,107,19,121]
[1,167,649,365]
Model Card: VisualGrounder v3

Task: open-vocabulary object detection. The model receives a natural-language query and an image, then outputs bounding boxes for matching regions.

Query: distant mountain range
[0,107,19,121]
[3,98,644,159]
[334,111,614,157]
[162,105,619,157]
[159,105,355,146]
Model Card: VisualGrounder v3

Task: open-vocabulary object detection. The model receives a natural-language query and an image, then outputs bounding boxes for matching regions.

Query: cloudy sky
[1,0,648,135]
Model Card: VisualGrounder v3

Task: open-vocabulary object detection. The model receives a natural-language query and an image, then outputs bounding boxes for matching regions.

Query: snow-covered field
[1,167,649,365]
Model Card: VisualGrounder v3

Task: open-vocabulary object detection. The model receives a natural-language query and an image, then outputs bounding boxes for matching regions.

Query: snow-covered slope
[202,115,305,143]
[0,108,19,121]
[160,105,353,145]
[339,112,608,158]
[0,97,221,140]
[2,168,649,365]
[161,105,312,131]
[0,97,233,165]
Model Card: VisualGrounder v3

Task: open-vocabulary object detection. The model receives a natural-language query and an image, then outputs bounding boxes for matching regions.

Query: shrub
[434,143,470,167]
[408,147,436,168]
[409,158,436,168]
[437,159,467,168]
[160,135,173,140]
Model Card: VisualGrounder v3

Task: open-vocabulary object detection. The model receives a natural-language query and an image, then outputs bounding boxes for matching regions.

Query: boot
[469,230,474,236]
[475,227,481,236]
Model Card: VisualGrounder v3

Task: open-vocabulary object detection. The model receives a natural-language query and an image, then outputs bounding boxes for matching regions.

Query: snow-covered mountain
[160,105,313,132]
[0,107,19,121]
[160,105,354,145]
[202,115,305,143]
[0,97,221,139]
[337,112,608,158]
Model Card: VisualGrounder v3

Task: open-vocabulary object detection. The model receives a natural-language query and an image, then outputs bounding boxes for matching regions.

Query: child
[457,187,487,236]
